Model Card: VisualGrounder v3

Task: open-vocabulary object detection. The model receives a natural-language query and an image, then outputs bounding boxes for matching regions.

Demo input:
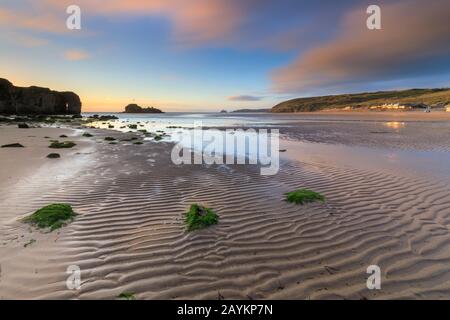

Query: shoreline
[270,110,450,122]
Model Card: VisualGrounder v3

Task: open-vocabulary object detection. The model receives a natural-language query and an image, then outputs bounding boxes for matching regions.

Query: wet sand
[1,115,450,299]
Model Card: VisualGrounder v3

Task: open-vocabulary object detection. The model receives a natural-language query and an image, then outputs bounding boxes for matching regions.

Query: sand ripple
[1,130,450,300]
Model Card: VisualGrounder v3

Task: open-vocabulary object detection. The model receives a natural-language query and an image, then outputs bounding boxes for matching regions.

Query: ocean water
[82,112,450,180]
[82,112,290,128]
[82,112,283,164]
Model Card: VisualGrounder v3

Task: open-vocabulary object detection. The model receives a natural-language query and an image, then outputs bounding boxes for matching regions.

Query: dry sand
[1,116,450,300]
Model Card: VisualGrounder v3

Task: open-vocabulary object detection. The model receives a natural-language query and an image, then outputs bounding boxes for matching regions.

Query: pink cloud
[64,49,90,61]
[42,0,246,46]
[0,7,66,34]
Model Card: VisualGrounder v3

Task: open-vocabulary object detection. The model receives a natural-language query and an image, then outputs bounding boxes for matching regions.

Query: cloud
[41,0,247,46]
[3,0,362,50]
[64,49,90,61]
[40,0,352,49]
[0,7,67,34]
[228,95,263,101]
[2,31,50,47]
[271,0,450,93]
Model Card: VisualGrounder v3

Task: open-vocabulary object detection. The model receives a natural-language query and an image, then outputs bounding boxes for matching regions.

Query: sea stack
[124,103,163,113]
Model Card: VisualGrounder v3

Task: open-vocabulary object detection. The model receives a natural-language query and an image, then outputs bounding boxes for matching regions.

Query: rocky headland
[0,78,82,115]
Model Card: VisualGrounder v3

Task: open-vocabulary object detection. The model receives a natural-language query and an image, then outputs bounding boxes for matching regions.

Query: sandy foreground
[1,116,450,299]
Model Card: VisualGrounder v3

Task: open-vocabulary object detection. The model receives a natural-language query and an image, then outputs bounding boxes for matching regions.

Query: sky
[0,0,449,112]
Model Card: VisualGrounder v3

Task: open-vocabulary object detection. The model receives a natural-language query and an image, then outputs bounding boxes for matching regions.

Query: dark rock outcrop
[124,104,163,113]
[0,78,82,115]
[18,123,30,129]
[1,143,24,148]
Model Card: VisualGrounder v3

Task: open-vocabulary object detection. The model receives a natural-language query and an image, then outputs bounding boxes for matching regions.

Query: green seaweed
[23,204,77,231]
[185,204,219,231]
[82,132,93,137]
[118,292,136,300]
[285,189,325,205]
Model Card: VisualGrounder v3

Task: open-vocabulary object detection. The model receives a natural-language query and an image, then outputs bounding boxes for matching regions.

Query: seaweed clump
[23,204,77,231]
[118,292,136,300]
[185,204,219,231]
[285,189,325,205]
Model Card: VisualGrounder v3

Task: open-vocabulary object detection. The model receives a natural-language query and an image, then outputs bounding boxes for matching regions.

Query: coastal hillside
[272,88,450,112]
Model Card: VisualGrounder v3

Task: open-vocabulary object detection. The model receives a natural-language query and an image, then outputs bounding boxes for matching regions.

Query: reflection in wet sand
[383,121,406,129]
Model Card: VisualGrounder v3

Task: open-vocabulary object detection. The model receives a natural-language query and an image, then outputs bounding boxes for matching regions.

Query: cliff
[0,78,81,115]
[124,104,163,113]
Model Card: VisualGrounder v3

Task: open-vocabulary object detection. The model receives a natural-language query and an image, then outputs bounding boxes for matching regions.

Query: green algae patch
[118,292,136,300]
[23,204,77,231]
[185,204,219,231]
[285,189,325,205]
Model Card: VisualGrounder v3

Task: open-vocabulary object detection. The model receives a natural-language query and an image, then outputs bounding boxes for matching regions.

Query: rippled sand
[1,116,450,300]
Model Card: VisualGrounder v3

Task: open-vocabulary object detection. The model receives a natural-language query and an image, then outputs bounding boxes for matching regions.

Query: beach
[1,112,450,299]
